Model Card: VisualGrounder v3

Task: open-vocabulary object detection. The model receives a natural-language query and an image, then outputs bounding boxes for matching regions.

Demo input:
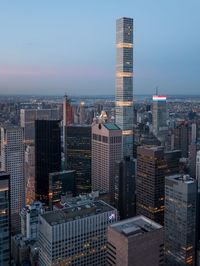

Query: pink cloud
[0,66,112,79]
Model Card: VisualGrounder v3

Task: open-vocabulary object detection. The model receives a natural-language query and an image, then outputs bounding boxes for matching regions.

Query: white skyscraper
[1,126,25,231]
[115,17,133,157]
[38,200,117,266]
[91,120,122,199]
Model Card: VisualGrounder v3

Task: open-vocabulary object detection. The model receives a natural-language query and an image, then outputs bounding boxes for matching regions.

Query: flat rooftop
[41,200,115,226]
[166,174,195,184]
[110,215,162,237]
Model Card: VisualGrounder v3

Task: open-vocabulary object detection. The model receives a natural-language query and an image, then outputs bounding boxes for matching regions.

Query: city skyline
[0,0,200,95]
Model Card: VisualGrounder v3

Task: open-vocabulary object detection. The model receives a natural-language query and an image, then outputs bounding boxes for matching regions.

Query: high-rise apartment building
[1,126,25,232]
[107,215,164,266]
[136,146,166,225]
[20,108,59,143]
[35,120,61,204]
[115,17,133,157]
[114,156,136,219]
[38,200,117,266]
[0,172,11,266]
[165,174,197,265]
[152,95,168,139]
[92,121,122,199]
[66,125,91,194]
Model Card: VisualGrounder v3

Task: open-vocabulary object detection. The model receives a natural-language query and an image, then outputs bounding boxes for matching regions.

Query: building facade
[114,156,136,219]
[25,144,35,205]
[107,215,164,266]
[66,125,91,194]
[38,200,117,266]
[35,120,61,204]
[20,108,59,143]
[165,174,197,265]
[136,146,166,225]
[92,122,122,199]
[152,95,168,138]
[20,201,43,240]
[0,172,10,266]
[1,126,25,232]
[197,150,200,188]
[48,170,76,209]
[115,17,134,157]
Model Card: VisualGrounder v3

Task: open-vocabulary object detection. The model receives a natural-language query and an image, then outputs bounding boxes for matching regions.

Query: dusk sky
[0,0,200,95]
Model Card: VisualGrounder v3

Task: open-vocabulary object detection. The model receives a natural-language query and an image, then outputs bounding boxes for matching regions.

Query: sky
[0,0,200,95]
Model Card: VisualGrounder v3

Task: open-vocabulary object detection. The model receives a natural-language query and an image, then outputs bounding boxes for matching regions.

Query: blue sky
[0,0,199,95]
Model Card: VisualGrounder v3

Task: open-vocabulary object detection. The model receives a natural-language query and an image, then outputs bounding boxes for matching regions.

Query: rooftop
[110,215,162,237]
[166,174,195,184]
[41,200,115,226]
[104,123,121,130]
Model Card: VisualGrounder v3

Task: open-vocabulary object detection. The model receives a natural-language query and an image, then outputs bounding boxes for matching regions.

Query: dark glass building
[164,150,181,176]
[49,170,76,209]
[0,172,10,266]
[65,125,91,194]
[136,146,167,225]
[35,120,61,204]
[114,156,136,219]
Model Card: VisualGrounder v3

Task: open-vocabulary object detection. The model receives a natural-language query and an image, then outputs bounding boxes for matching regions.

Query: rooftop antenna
[155,86,159,95]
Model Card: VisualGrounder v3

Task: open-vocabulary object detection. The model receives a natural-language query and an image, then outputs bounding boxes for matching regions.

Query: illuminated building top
[152,95,167,101]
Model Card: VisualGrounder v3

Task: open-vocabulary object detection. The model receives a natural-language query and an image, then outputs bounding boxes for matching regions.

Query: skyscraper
[25,144,35,205]
[136,146,166,225]
[63,95,73,127]
[0,172,10,265]
[38,200,117,266]
[92,121,122,200]
[63,95,73,159]
[1,126,25,232]
[115,17,133,157]
[152,95,168,139]
[48,170,76,209]
[79,101,86,125]
[107,215,164,266]
[35,120,61,204]
[66,125,91,194]
[196,150,200,187]
[20,108,59,143]
[114,156,136,219]
[165,174,197,265]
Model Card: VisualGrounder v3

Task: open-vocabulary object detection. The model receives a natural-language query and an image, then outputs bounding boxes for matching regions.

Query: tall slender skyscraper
[115,17,133,157]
